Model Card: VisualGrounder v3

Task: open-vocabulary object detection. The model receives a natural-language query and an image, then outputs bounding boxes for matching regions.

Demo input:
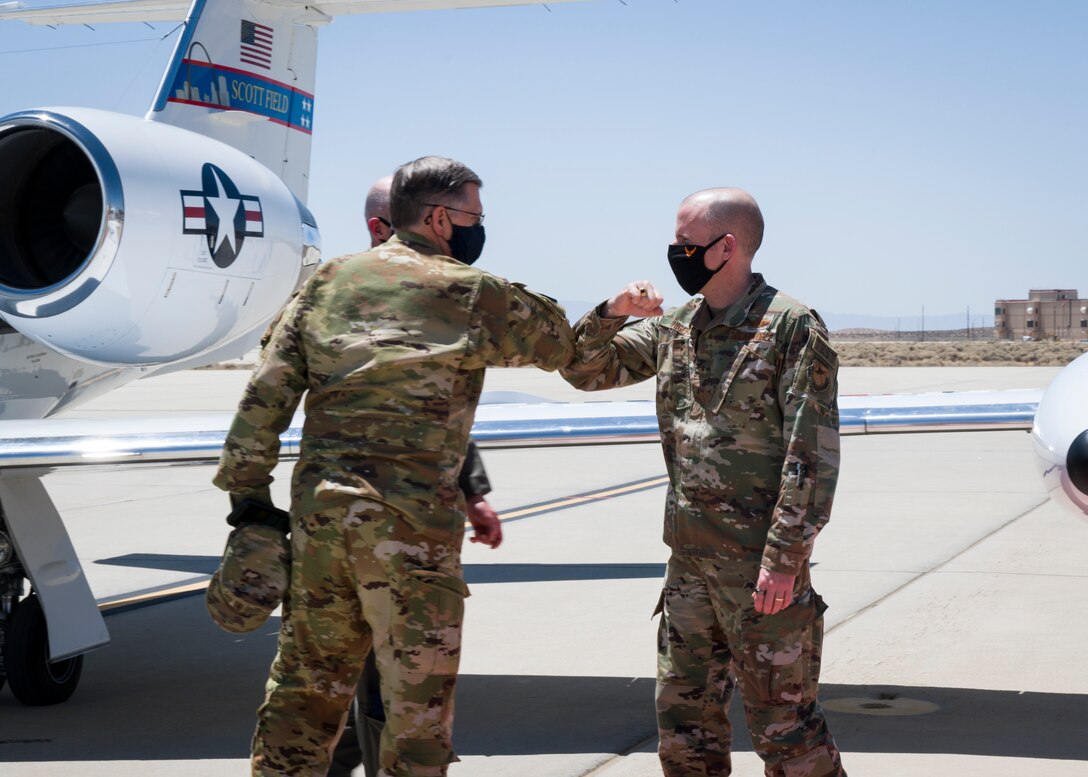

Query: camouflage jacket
[561,274,839,578]
[213,232,574,540]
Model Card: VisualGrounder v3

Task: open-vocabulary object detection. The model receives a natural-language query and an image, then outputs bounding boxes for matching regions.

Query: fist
[604,281,664,318]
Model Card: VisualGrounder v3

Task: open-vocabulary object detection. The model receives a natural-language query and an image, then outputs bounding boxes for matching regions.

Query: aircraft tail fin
[0,0,584,203]
[148,0,324,203]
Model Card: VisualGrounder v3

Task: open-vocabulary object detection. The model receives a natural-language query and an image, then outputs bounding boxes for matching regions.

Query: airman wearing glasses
[327,175,500,777]
[561,188,847,777]
[215,156,575,777]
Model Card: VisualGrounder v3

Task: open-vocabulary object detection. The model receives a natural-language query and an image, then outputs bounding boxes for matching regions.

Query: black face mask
[667,233,728,295]
[448,223,486,265]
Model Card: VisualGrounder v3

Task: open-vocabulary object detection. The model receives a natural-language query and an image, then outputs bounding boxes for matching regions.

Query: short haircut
[364,176,392,222]
[390,156,483,228]
[691,188,765,257]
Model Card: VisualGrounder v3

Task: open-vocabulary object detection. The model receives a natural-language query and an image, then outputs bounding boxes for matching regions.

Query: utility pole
[921,305,925,342]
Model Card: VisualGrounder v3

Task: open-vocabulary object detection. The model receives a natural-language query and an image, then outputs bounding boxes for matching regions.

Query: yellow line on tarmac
[99,579,210,613]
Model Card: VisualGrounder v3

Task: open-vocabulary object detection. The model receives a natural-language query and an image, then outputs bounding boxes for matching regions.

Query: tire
[3,594,82,705]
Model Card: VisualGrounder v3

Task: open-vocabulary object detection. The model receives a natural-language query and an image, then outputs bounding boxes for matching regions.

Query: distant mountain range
[556,300,993,333]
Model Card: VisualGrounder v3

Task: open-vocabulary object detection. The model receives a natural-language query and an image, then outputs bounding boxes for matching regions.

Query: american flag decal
[240,20,273,70]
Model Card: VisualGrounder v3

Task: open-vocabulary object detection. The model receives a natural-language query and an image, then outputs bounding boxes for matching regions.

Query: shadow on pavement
[1,592,1085,765]
[95,555,668,583]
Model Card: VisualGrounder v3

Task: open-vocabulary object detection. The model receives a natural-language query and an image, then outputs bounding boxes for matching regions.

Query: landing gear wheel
[3,595,82,705]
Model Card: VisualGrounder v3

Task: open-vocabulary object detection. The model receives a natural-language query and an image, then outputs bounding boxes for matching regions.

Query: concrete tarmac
[1,365,1085,776]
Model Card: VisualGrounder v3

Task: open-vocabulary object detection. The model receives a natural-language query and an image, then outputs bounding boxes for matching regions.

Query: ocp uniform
[214,232,574,777]
[562,273,846,777]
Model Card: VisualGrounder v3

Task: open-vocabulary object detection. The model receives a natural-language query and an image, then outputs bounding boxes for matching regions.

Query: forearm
[213,382,303,499]
[213,311,308,500]
[763,406,840,574]
[560,304,656,391]
[479,280,576,371]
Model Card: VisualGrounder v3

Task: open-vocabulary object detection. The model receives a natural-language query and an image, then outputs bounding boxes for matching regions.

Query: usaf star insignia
[181,163,264,268]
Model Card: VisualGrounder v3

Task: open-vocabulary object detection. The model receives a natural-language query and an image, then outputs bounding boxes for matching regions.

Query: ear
[431,205,453,241]
[708,233,737,271]
[366,217,390,243]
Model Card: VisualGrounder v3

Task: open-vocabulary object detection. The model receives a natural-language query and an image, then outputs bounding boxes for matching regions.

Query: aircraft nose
[1069,429,1088,495]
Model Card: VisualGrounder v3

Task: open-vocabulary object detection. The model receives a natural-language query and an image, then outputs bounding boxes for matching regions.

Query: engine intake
[0,111,122,316]
[0,107,312,367]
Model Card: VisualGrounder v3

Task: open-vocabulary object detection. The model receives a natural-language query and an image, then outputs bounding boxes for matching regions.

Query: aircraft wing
[0,0,578,25]
[0,389,1042,473]
[837,388,1041,434]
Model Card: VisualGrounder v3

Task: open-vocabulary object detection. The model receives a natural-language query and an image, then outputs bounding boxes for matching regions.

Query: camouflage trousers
[251,499,468,777]
[656,553,846,777]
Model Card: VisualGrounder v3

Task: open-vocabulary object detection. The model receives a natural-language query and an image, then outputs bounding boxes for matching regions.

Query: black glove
[226,498,290,534]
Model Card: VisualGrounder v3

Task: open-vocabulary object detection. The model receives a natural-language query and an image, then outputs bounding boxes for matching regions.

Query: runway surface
[1,365,1086,777]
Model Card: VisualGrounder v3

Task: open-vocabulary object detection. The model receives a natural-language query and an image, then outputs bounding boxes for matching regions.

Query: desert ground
[832,337,1088,367]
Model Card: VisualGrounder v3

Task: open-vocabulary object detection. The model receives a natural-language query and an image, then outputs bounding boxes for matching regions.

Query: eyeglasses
[424,203,485,225]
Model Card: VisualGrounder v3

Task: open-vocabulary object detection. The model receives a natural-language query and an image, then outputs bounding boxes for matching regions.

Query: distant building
[994,290,1088,341]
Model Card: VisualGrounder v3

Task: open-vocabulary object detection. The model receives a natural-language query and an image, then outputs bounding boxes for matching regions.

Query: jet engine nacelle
[0,107,319,366]
[1032,352,1088,518]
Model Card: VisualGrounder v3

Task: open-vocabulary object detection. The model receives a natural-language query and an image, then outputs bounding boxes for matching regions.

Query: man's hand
[752,568,795,615]
[467,495,502,548]
[603,281,664,318]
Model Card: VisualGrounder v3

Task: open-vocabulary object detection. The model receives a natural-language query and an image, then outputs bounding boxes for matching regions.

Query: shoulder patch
[806,329,836,397]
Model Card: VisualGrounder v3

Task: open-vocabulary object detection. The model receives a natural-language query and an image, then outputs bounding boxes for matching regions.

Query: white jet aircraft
[0,0,1085,710]
[0,0,580,706]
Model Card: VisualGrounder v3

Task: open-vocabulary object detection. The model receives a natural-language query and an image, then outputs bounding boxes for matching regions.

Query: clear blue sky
[2,0,1085,327]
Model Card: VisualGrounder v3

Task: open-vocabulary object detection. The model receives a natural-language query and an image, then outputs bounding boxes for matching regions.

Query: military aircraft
[0,0,1085,711]
[0,0,581,706]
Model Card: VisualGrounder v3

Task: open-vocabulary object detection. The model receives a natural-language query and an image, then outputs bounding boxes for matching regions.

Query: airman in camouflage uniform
[214,156,574,777]
[561,188,846,777]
